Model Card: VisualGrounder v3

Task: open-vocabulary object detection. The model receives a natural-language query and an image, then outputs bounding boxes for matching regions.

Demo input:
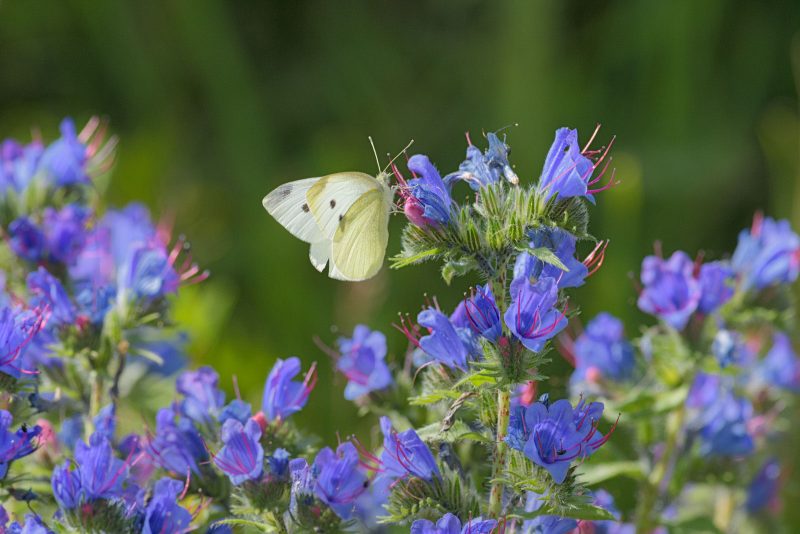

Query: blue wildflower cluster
[0,118,796,534]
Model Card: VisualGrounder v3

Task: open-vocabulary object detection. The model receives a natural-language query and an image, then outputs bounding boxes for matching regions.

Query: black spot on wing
[330,199,337,208]
[276,184,292,199]
[302,203,310,212]
[338,214,344,221]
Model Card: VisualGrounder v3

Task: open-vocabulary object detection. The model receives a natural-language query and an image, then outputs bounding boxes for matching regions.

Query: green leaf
[216,518,272,532]
[453,369,498,388]
[575,460,645,485]
[519,246,569,271]
[408,389,462,406]
[390,247,442,269]
[515,502,616,522]
[665,516,724,534]
[416,420,490,444]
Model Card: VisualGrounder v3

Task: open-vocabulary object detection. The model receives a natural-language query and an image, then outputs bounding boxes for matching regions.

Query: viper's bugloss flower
[571,313,635,385]
[732,215,800,290]
[261,357,316,421]
[0,410,41,479]
[177,366,226,423]
[417,308,475,371]
[461,284,502,342]
[147,406,207,476]
[39,118,89,186]
[142,478,192,534]
[336,325,392,400]
[0,505,53,534]
[41,204,91,264]
[505,276,567,353]
[7,217,46,262]
[0,306,46,379]
[52,461,82,509]
[637,251,701,330]
[698,261,734,314]
[219,399,252,426]
[268,448,291,479]
[686,374,754,457]
[711,330,752,369]
[760,333,800,392]
[514,228,588,289]
[312,442,368,520]
[378,416,440,481]
[522,492,578,534]
[27,267,76,326]
[445,131,517,190]
[117,242,180,300]
[507,398,612,483]
[93,404,116,442]
[213,418,264,485]
[0,138,43,193]
[576,489,634,534]
[537,127,614,203]
[74,434,129,501]
[410,513,498,534]
[746,458,781,514]
[399,154,452,227]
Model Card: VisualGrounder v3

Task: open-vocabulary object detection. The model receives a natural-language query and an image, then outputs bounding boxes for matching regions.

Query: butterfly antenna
[381,139,415,175]
[491,122,520,137]
[368,136,382,174]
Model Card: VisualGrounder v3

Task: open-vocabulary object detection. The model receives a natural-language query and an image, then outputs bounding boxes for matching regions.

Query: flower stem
[489,388,511,517]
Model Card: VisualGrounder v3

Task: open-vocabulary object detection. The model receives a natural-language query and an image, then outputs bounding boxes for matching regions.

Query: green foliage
[382,467,481,525]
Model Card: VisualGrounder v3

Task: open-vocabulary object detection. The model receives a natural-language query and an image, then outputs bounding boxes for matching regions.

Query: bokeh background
[2,0,800,527]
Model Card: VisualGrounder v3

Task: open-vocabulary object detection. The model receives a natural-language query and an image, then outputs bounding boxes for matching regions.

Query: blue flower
[261,357,316,421]
[213,418,264,485]
[41,204,91,264]
[637,251,701,330]
[336,325,392,400]
[7,218,46,262]
[218,399,252,426]
[417,308,474,370]
[27,267,76,326]
[410,513,497,534]
[401,154,452,227]
[142,478,192,534]
[571,313,635,385]
[505,276,567,353]
[52,461,82,509]
[686,374,754,457]
[0,410,41,479]
[147,406,207,476]
[268,448,291,479]
[0,506,53,534]
[577,489,634,534]
[514,228,588,289]
[117,242,179,301]
[312,442,368,520]
[746,458,781,514]
[379,416,440,481]
[444,131,518,190]
[0,307,45,379]
[57,416,84,451]
[710,330,752,369]
[537,128,603,203]
[74,434,128,501]
[522,492,578,534]
[0,138,43,193]
[177,366,226,423]
[760,333,800,392]
[732,215,800,290]
[92,404,116,442]
[697,261,735,314]
[39,118,89,186]
[461,284,502,342]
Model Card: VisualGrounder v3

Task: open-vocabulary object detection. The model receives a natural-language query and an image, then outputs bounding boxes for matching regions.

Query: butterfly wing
[306,172,379,239]
[330,186,391,281]
[262,178,324,243]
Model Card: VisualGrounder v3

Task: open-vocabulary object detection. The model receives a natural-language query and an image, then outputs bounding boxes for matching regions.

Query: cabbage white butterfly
[262,139,411,281]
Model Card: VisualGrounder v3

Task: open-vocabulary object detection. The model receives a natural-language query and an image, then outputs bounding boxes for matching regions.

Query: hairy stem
[489,388,511,517]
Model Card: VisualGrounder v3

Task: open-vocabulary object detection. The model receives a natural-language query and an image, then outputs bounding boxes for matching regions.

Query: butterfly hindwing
[331,187,391,281]
[262,177,324,243]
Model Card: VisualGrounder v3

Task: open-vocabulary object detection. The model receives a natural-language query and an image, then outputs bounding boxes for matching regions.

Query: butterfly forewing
[306,172,379,239]
[262,177,324,243]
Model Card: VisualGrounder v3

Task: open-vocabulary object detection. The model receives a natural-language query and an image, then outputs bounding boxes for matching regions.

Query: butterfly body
[263,171,394,281]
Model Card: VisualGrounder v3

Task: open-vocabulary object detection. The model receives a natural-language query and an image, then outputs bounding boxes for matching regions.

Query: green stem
[489,388,511,517]
[86,370,103,439]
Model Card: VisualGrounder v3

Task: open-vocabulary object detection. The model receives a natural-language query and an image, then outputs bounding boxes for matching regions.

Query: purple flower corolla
[0,410,41,479]
[504,276,567,353]
[686,374,754,457]
[514,228,588,290]
[378,416,440,481]
[637,251,701,330]
[0,505,53,534]
[7,218,46,262]
[698,262,734,314]
[399,155,452,227]
[444,131,518,190]
[146,406,207,476]
[410,513,498,534]
[336,325,392,400]
[522,492,578,534]
[711,330,753,369]
[571,313,635,384]
[577,490,635,534]
[537,127,614,203]
[732,215,800,290]
[74,434,129,501]
[177,366,226,423]
[213,419,264,485]
[93,404,116,442]
[0,138,43,193]
[27,267,76,326]
[142,478,192,534]
[0,306,45,379]
[746,458,781,514]
[461,284,502,342]
[417,308,474,371]
[268,448,291,478]
[52,462,82,509]
[261,357,317,421]
[507,399,612,483]
[312,442,369,520]
[41,204,91,264]
[117,242,179,301]
[39,118,89,186]
[218,399,252,426]
[760,333,800,392]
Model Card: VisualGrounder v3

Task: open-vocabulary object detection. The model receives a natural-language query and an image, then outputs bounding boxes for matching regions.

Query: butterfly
[262,140,411,281]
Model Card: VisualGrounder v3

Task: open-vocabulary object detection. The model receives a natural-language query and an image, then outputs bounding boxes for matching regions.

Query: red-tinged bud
[252,411,268,433]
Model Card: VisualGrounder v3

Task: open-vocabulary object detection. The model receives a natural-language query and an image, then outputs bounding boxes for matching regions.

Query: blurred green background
[2,0,800,526]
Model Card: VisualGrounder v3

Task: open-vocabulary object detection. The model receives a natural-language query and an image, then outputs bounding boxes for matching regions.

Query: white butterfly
[262,171,395,281]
